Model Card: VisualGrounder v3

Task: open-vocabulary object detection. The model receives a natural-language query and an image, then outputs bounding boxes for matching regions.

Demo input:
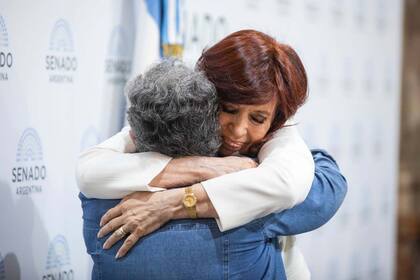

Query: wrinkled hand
[226,156,258,170]
[210,156,258,177]
[97,191,173,259]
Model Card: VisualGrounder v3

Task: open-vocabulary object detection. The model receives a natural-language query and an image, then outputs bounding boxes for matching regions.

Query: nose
[228,114,248,139]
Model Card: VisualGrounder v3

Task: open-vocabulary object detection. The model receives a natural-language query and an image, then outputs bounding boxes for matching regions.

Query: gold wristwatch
[182,187,197,218]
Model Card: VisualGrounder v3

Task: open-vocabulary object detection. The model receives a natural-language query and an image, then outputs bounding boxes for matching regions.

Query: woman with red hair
[77,30,346,279]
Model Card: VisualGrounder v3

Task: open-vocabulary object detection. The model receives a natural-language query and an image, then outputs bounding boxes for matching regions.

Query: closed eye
[221,105,238,114]
[251,116,266,124]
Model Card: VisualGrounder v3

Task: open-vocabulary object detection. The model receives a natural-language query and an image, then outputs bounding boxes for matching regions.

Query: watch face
[183,194,197,207]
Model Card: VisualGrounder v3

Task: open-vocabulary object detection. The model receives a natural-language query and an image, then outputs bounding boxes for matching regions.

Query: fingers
[97,215,125,238]
[100,205,123,227]
[246,158,258,168]
[97,191,170,259]
[115,230,142,259]
[102,224,130,250]
[115,222,161,259]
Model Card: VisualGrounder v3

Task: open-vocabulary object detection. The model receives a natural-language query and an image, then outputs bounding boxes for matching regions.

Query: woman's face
[218,97,277,156]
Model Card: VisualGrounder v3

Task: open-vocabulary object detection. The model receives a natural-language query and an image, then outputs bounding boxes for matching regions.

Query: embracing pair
[77,30,347,280]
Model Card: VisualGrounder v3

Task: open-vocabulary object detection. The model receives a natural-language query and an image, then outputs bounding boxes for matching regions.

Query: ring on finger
[116,226,127,238]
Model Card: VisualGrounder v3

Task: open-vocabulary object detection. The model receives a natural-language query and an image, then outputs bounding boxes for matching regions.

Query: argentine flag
[161,0,184,58]
[130,0,162,77]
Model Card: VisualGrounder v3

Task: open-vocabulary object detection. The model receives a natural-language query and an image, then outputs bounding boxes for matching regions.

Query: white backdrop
[0,0,137,279]
[0,0,403,279]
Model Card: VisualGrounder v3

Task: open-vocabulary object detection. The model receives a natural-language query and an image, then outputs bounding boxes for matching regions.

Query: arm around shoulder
[260,149,348,237]
[76,127,171,199]
[75,127,245,198]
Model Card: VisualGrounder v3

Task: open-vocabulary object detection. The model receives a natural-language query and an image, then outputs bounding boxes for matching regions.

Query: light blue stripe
[145,0,161,27]
[161,0,169,45]
[176,0,180,36]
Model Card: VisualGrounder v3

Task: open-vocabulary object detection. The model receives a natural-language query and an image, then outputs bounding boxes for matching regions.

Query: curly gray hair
[126,59,221,157]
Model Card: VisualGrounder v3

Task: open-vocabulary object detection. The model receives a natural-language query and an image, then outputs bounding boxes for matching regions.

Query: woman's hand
[97,189,183,259]
[149,156,258,189]
[207,156,258,177]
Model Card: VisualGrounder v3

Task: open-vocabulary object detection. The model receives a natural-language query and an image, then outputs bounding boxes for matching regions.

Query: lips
[223,138,245,151]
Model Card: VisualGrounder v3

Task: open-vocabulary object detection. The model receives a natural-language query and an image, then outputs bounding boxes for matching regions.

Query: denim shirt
[80,150,347,280]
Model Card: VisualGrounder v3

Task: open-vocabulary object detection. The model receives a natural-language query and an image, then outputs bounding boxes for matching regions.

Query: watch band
[183,187,198,219]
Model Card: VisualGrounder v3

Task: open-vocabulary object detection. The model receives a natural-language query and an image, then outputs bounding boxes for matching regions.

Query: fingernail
[115,252,120,259]
[97,232,102,238]
[103,243,108,249]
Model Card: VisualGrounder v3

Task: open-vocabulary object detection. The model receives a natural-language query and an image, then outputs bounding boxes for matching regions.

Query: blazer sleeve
[76,126,172,199]
[258,149,348,238]
[201,125,315,231]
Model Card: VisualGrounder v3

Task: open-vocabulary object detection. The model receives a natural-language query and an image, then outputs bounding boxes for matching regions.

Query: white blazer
[76,124,314,279]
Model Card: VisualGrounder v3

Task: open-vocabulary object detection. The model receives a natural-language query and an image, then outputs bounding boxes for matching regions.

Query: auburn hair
[196,29,308,149]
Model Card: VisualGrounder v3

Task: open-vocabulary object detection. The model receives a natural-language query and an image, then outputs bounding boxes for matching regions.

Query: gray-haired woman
[126,58,221,157]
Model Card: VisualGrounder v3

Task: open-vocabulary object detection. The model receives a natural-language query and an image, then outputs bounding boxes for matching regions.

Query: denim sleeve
[258,149,348,239]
